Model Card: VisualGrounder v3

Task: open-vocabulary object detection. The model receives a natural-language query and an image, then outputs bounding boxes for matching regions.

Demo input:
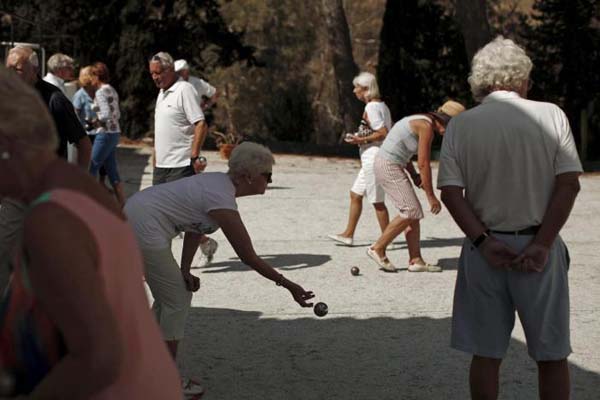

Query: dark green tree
[0,0,255,138]
[377,0,471,122]
[526,0,600,155]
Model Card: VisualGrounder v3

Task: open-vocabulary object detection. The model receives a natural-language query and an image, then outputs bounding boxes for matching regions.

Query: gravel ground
[119,145,600,400]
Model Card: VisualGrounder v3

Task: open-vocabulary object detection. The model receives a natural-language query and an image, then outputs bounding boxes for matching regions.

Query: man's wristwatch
[472,230,490,248]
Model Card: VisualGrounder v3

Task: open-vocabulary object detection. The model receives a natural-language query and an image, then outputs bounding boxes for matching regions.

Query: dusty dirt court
[119,145,600,400]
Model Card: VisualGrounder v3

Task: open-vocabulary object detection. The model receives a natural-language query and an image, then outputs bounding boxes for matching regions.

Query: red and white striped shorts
[374,155,424,219]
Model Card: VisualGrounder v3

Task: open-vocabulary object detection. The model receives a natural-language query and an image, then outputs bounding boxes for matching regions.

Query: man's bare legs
[470,355,502,400]
[538,359,570,400]
[470,356,570,400]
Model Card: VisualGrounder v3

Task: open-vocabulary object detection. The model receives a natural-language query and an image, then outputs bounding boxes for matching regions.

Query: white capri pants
[141,246,193,341]
[350,145,385,203]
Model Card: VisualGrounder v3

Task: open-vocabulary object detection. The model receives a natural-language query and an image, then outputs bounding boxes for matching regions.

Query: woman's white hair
[468,36,533,102]
[0,66,58,152]
[352,72,380,101]
[228,142,275,176]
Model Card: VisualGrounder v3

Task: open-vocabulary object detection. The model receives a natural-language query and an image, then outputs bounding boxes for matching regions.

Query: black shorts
[152,166,195,185]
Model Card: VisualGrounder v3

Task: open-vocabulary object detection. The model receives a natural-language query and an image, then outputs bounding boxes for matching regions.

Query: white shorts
[141,246,193,341]
[350,145,385,203]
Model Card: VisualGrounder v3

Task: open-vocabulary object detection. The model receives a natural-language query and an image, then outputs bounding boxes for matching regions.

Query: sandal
[182,377,205,399]
[366,247,397,272]
[408,260,442,273]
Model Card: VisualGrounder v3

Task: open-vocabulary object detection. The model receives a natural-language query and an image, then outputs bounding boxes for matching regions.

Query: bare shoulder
[409,118,433,135]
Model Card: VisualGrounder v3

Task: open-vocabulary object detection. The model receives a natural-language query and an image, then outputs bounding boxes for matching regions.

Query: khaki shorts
[451,233,571,361]
[141,246,193,341]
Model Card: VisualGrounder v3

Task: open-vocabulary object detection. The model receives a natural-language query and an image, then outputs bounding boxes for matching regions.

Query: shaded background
[0,0,599,161]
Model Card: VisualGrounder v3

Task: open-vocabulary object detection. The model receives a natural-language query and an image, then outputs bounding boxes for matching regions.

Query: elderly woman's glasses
[261,172,272,183]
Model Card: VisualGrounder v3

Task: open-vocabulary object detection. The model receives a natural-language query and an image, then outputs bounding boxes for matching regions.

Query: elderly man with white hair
[1,46,91,291]
[43,52,75,96]
[174,59,218,110]
[438,36,582,399]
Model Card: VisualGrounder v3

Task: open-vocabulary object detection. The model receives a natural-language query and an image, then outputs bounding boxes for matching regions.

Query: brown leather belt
[490,225,540,235]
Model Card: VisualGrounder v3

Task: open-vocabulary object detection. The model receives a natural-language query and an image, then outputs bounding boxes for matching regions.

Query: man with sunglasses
[148,51,217,265]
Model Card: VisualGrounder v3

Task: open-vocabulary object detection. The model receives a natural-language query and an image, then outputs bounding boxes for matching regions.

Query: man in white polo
[173,59,218,111]
[148,52,217,266]
[438,37,582,399]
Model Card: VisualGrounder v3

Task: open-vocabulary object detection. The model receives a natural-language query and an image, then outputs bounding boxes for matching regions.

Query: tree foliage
[525,0,600,155]
[377,0,471,121]
[0,0,254,137]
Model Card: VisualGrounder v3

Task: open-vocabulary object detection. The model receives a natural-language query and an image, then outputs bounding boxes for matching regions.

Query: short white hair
[150,52,174,69]
[47,53,74,72]
[0,66,58,152]
[468,36,533,102]
[9,46,39,68]
[228,142,274,176]
[352,71,380,100]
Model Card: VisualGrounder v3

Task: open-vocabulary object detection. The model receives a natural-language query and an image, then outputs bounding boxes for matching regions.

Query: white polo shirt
[154,78,205,168]
[437,91,582,231]
[189,76,216,98]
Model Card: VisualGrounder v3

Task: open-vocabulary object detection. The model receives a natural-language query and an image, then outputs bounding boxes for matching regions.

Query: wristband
[472,230,490,248]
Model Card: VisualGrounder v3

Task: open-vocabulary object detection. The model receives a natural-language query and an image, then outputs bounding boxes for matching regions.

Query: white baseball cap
[174,59,189,72]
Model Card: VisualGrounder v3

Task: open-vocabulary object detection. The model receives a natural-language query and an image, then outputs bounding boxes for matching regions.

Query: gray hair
[228,142,274,176]
[47,53,74,72]
[0,66,58,152]
[9,46,39,69]
[352,71,380,101]
[468,36,533,102]
[150,52,174,69]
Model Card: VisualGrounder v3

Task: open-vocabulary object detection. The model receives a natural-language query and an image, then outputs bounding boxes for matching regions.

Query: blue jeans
[89,132,121,184]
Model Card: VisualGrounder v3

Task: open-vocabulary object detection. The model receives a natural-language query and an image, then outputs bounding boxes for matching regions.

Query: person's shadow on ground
[195,253,332,272]
[182,308,600,400]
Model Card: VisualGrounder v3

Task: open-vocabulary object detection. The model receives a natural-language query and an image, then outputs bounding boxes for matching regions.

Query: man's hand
[479,237,519,270]
[512,242,550,272]
[191,156,207,174]
[182,270,200,292]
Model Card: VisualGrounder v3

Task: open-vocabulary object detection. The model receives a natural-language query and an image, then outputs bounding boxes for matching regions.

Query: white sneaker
[200,238,218,264]
[181,377,204,399]
[327,234,353,246]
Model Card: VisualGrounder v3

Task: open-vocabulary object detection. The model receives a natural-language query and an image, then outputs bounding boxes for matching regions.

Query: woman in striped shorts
[366,101,465,272]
